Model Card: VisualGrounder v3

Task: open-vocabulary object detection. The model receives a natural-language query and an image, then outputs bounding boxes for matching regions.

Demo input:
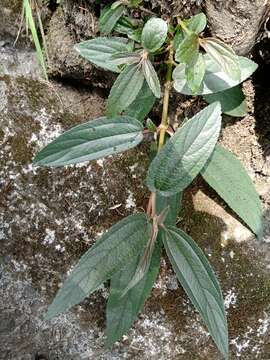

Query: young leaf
[74,37,133,73]
[146,102,221,196]
[142,59,161,98]
[114,17,142,42]
[44,213,152,320]
[173,55,258,95]
[156,191,182,226]
[201,144,262,238]
[203,85,247,117]
[111,52,141,66]
[175,33,199,64]
[99,4,125,35]
[186,13,207,34]
[173,29,184,50]
[162,226,228,359]
[125,81,156,122]
[107,63,144,116]
[141,18,168,53]
[106,239,161,346]
[200,37,240,81]
[33,116,143,167]
[185,53,205,94]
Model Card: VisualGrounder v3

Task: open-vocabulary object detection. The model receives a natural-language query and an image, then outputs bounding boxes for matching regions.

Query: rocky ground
[1,1,270,359]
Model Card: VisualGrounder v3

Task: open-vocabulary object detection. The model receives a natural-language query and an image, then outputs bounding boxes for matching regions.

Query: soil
[1,1,270,359]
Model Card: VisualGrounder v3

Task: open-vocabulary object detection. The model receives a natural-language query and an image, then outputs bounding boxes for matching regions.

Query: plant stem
[158,45,174,151]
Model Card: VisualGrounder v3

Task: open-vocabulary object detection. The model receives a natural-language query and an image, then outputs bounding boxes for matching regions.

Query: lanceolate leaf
[44,214,151,320]
[200,37,240,81]
[107,63,144,116]
[146,102,221,196]
[74,37,133,73]
[106,240,161,346]
[162,226,228,359]
[142,59,161,98]
[186,53,205,94]
[201,144,262,238]
[99,4,125,35]
[141,18,168,53]
[175,33,199,64]
[125,81,156,122]
[33,116,143,167]
[203,85,247,117]
[173,55,258,95]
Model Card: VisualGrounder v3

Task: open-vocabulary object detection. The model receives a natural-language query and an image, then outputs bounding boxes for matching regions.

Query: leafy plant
[33,2,262,358]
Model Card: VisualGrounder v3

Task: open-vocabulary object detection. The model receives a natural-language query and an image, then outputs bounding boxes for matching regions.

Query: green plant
[16,0,51,79]
[33,2,262,358]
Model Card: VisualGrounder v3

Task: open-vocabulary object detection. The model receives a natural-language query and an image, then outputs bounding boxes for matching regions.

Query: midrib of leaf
[166,229,223,316]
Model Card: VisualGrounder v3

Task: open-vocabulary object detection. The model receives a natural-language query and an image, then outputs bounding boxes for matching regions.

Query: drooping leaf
[106,239,161,346]
[141,18,168,53]
[201,144,262,238]
[175,33,199,64]
[186,13,207,34]
[200,37,240,81]
[142,59,161,98]
[33,116,143,167]
[186,53,205,94]
[162,226,228,359]
[74,37,133,73]
[99,4,125,35]
[125,81,156,122]
[146,102,221,196]
[156,191,182,226]
[173,55,258,95]
[107,63,144,116]
[44,213,151,320]
[111,51,141,66]
[203,85,247,117]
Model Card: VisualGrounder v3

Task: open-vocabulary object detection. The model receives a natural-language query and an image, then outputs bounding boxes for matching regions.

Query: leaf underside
[173,55,258,96]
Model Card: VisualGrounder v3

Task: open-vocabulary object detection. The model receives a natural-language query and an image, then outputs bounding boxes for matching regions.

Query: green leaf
[111,51,141,66]
[200,37,240,81]
[44,213,152,320]
[125,81,156,122]
[156,191,182,226]
[173,29,184,50]
[186,13,207,34]
[203,85,247,117]
[33,116,143,167]
[201,144,262,238]
[186,53,205,94]
[142,59,161,98]
[146,102,221,196]
[99,4,125,35]
[141,18,168,53]
[107,63,144,116]
[106,239,161,346]
[173,55,258,95]
[74,37,133,73]
[162,226,228,359]
[175,33,199,64]
[114,16,142,42]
